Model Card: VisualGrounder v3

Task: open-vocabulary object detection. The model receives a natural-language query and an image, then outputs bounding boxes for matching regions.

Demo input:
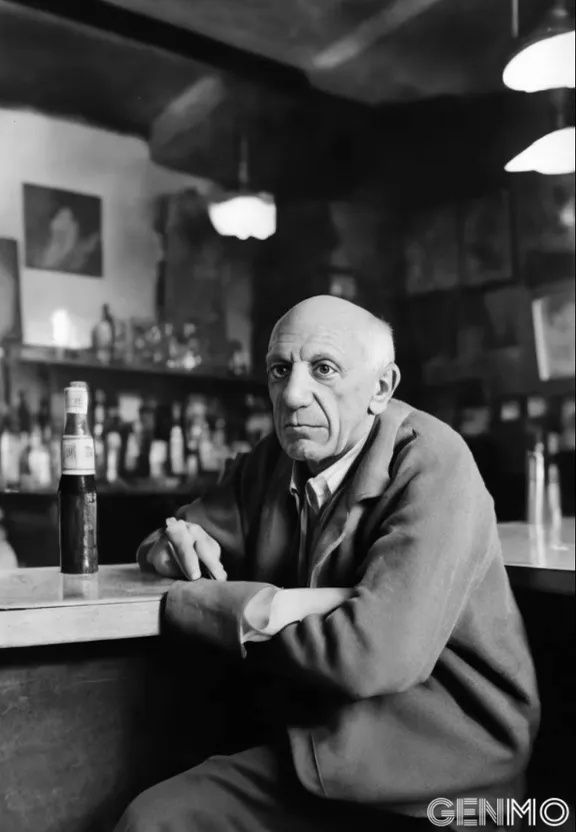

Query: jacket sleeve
[137,451,250,579]
[247,432,498,699]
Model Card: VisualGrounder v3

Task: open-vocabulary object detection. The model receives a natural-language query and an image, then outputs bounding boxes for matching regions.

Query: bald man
[116,297,539,831]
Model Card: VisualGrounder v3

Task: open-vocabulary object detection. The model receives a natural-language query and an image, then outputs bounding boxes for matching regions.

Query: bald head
[270,296,395,371]
[266,295,400,472]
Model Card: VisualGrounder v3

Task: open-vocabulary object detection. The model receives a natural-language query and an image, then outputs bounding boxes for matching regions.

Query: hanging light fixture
[208,137,276,241]
[503,0,575,93]
[504,0,575,174]
[506,86,575,175]
[505,125,575,174]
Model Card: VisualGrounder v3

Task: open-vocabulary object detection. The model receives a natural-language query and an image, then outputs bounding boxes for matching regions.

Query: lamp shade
[503,2,575,92]
[503,30,575,91]
[208,192,276,240]
[505,125,575,174]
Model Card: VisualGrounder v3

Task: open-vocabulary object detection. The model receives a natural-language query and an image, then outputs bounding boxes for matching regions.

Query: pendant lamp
[503,0,575,93]
[506,86,575,175]
[208,137,276,241]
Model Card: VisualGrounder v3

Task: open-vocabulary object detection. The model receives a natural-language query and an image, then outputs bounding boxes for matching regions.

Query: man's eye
[315,363,336,377]
[268,365,289,380]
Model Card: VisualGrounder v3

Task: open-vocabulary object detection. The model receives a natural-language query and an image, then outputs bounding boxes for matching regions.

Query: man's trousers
[115,742,444,832]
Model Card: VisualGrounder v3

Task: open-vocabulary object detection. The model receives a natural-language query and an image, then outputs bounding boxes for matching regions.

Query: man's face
[266,315,380,472]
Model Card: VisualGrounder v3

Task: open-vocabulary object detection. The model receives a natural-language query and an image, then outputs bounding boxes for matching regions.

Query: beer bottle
[58,381,98,574]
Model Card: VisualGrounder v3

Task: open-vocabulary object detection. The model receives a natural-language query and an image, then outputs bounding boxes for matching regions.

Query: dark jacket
[141,400,540,815]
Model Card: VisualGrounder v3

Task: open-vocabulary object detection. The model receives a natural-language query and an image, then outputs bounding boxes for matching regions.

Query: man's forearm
[242,587,353,642]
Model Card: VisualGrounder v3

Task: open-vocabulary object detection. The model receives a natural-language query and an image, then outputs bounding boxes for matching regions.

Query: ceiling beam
[5,0,314,96]
[310,0,447,71]
[150,75,228,160]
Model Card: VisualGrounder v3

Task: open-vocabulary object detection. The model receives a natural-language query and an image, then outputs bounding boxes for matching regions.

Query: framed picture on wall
[23,184,103,277]
[532,282,576,381]
[405,206,459,295]
[461,190,512,287]
[0,238,22,342]
[515,174,575,287]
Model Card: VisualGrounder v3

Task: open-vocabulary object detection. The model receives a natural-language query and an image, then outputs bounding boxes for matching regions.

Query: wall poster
[24,184,103,277]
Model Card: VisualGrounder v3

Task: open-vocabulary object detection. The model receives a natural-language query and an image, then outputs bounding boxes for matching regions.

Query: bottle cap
[65,383,89,415]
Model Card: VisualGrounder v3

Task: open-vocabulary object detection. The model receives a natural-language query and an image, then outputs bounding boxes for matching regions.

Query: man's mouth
[284,423,324,431]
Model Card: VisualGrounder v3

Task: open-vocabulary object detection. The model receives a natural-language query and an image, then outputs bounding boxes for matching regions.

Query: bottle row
[0,385,273,492]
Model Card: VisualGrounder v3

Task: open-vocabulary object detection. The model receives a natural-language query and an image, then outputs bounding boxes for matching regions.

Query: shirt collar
[289,420,374,512]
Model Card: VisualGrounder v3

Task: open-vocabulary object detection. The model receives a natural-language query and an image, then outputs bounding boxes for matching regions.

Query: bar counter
[0,521,574,832]
[1,519,575,650]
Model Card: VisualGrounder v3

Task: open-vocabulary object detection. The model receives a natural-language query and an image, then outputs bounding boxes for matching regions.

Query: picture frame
[532,282,575,381]
[0,238,22,343]
[23,184,103,277]
[515,174,575,288]
[405,205,459,295]
[461,190,512,287]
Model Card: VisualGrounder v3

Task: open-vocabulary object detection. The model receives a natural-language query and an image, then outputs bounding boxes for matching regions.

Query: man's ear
[368,363,401,415]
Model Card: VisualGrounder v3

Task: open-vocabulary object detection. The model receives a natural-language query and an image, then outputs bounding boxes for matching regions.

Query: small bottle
[104,402,123,485]
[546,432,563,529]
[0,411,21,489]
[28,424,52,489]
[58,382,98,574]
[526,432,545,526]
[92,305,115,364]
[92,389,107,480]
[169,402,185,478]
[123,418,142,477]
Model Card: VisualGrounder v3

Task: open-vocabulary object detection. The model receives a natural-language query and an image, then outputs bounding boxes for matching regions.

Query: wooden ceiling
[1,0,572,198]
[100,0,559,104]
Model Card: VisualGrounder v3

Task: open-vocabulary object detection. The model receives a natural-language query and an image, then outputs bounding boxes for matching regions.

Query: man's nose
[282,365,314,410]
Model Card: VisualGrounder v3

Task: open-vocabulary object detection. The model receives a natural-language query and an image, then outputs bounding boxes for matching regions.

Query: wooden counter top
[0,566,174,649]
[498,518,575,595]
[1,520,574,649]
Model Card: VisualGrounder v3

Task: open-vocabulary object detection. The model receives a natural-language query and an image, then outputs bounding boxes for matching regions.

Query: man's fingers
[165,518,226,581]
[165,519,201,580]
[191,528,227,581]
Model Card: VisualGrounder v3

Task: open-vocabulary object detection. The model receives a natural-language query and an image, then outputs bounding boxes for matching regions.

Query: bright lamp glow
[505,126,576,174]
[208,192,276,241]
[503,30,575,91]
[51,309,72,348]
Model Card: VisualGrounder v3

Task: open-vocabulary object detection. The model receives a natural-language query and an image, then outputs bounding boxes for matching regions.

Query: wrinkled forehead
[267,317,364,361]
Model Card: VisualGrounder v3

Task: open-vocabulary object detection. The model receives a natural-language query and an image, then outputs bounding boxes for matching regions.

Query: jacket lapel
[308,399,414,587]
[254,453,300,587]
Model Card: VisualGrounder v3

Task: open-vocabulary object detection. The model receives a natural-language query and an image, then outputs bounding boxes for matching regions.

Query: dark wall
[250,172,575,521]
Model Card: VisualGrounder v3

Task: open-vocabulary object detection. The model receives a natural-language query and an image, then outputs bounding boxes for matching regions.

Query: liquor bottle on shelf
[148,401,169,482]
[0,507,18,569]
[92,304,116,364]
[526,430,546,526]
[58,381,98,574]
[169,401,185,478]
[17,391,32,437]
[17,391,32,488]
[184,396,206,479]
[211,417,231,474]
[138,400,157,479]
[546,431,563,529]
[198,422,219,473]
[0,409,21,489]
[28,423,52,489]
[104,400,123,484]
[123,414,143,478]
[92,389,107,481]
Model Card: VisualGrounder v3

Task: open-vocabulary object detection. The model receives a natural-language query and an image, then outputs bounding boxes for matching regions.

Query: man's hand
[146,517,227,582]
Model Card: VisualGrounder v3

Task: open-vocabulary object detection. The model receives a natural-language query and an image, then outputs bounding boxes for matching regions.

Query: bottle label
[65,387,88,415]
[62,436,95,475]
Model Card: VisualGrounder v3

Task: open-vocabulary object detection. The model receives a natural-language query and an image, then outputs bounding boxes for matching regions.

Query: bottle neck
[64,412,90,436]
